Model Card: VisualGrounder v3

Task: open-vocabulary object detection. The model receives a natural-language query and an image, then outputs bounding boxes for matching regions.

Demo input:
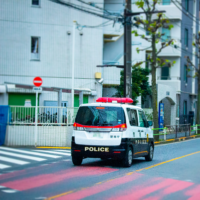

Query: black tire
[123,146,133,167]
[145,144,154,161]
[72,155,83,166]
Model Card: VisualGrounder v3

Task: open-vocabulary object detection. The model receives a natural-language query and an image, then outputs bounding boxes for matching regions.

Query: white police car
[71,97,154,167]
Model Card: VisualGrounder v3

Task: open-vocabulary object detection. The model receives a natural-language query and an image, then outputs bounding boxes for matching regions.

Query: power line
[75,0,123,17]
[76,20,113,30]
[49,0,117,20]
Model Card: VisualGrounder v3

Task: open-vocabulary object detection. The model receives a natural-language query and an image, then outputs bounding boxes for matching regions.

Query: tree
[114,66,151,106]
[185,32,200,130]
[132,0,175,140]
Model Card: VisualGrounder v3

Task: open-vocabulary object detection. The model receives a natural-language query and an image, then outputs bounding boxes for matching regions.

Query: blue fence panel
[0,105,10,146]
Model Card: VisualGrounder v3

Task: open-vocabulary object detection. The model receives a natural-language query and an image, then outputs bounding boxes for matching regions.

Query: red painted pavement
[55,173,145,200]
[1,166,117,191]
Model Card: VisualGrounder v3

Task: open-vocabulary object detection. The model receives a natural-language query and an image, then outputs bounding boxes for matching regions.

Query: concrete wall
[5,125,73,147]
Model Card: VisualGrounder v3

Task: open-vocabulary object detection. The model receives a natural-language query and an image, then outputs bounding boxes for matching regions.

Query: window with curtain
[162,28,170,42]
[31,37,40,60]
[184,65,188,83]
[162,0,171,5]
[185,28,188,47]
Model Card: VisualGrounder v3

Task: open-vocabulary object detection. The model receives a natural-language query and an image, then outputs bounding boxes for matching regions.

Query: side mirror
[148,121,153,127]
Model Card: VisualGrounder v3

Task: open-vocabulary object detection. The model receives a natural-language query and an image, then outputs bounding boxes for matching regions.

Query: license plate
[93,133,103,138]
[84,146,109,152]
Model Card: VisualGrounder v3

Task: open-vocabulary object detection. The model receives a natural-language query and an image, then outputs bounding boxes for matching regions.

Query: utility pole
[124,0,132,98]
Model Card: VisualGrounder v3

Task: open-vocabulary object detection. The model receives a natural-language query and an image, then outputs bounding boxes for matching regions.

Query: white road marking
[55,150,71,153]
[0,164,10,169]
[0,151,46,161]
[2,189,18,193]
[34,150,71,156]
[0,147,61,158]
[0,156,29,165]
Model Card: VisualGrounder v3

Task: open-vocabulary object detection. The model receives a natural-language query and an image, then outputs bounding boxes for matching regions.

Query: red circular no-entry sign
[33,77,43,87]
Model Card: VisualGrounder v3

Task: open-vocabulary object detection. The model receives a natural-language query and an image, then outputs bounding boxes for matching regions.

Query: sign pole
[33,76,42,147]
[35,91,38,147]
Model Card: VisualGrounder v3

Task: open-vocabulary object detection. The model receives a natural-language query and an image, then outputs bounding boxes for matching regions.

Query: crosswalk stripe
[55,150,71,153]
[0,147,61,158]
[34,150,71,156]
[0,164,10,169]
[0,151,46,161]
[0,156,29,165]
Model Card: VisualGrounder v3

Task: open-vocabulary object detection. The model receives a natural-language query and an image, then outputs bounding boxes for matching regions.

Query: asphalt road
[0,138,200,200]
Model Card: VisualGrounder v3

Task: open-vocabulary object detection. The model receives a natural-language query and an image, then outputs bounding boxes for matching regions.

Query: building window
[32,0,40,6]
[184,65,188,83]
[183,101,187,116]
[162,0,171,5]
[162,28,170,42]
[185,0,189,11]
[185,28,188,47]
[31,37,40,60]
[161,66,170,80]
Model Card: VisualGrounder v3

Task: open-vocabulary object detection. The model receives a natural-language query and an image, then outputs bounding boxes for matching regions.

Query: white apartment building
[0,0,105,107]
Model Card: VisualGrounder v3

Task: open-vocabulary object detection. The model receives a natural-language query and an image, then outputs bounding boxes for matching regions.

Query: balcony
[157,76,181,92]
[156,39,181,57]
[157,76,180,80]
[152,1,182,20]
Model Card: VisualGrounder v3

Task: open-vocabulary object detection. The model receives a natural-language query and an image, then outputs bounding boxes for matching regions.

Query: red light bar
[96,97,133,104]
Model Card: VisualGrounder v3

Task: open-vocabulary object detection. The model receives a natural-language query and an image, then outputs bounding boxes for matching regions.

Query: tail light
[112,124,127,132]
[73,123,85,131]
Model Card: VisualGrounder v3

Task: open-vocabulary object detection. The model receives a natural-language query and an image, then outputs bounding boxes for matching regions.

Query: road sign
[33,77,43,87]
[159,103,164,130]
[33,87,42,92]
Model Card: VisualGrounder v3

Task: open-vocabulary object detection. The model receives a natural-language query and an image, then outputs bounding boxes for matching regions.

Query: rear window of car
[75,106,126,126]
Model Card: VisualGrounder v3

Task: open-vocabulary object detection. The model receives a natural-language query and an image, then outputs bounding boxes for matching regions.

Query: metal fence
[9,106,79,126]
[154,124,195,141]
[5,106,79,147]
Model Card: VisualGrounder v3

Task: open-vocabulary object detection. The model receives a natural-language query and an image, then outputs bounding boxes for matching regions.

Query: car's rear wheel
[123,146,133,167]
[145,144,154,161]
[72,155,83,166]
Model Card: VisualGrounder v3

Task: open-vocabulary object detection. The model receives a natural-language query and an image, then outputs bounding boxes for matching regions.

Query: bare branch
[185,56,198,72]
[156,39,173,56]
[144,0,151,11]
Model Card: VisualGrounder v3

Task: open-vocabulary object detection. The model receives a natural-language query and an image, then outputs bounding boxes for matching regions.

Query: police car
[71,97,154,167]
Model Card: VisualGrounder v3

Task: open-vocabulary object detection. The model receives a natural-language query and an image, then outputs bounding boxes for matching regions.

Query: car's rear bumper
[71,137,127,159]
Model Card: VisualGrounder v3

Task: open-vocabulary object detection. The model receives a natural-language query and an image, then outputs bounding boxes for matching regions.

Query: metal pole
[71,21,76,107]
[124,0,132,98]
[35,91,38,147]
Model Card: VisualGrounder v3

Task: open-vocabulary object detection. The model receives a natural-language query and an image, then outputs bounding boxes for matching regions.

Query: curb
[36,146,71,149]
[154,134,200,145]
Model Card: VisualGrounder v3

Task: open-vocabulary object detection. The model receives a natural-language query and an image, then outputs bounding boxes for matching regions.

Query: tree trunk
[151,34,159,141]
[197,73,200,134]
